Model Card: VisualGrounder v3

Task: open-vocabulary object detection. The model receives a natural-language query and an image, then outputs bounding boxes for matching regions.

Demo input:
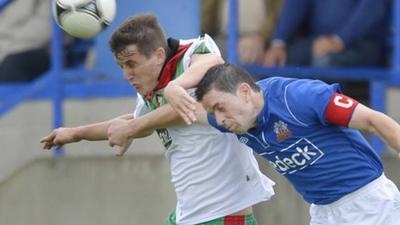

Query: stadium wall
[0,94,399,225]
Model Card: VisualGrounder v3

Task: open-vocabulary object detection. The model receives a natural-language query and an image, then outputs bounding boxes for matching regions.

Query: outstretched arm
[40,114,133,150]
[107,104,188,156]
[349,104,400,158]
[164,53,224,124]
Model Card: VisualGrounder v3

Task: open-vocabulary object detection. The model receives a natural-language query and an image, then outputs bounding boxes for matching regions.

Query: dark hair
[196,63,260,101]
[109,13,168,58]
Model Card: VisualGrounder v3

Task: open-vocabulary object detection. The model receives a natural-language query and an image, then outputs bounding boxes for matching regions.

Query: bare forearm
[171,54,224,89]
[350,105,400,153]
[370,113,400,152]
[128,105,185,139]
[76,114,133,141]
[75,122,109,141]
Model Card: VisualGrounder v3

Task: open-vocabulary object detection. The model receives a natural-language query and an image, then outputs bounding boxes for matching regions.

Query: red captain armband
[325,93,359,127]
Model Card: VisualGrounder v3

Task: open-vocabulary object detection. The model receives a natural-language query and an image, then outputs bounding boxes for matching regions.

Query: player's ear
[237,83,252,102]
[154,47,166,65]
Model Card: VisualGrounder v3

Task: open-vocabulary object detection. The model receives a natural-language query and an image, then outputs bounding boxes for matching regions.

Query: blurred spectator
[0,0,51,83]
[264,0,389,68]
[202,0,282,65]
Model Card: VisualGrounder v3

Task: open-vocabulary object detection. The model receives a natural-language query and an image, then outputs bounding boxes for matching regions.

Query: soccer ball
[53,0,116,38]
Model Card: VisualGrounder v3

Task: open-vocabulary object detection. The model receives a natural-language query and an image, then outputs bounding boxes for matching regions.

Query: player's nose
[215,112,225,126]
[122,69,135,81]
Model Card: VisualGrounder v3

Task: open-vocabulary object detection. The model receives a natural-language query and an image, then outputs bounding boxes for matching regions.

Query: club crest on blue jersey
[239,136,249,144]
[273,120,292,141]
[268,138,324,175]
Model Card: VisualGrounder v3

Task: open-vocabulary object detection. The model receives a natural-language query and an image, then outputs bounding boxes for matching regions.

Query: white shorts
[309,174,400,225]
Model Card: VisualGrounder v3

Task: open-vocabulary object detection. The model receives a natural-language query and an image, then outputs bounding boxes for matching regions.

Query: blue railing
[0,0,200,157]
[50,16,65,157]
[0,0,397,155]
[0,0,12,11]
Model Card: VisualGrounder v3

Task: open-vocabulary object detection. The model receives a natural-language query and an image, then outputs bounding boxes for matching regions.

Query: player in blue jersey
[164,63,400,225]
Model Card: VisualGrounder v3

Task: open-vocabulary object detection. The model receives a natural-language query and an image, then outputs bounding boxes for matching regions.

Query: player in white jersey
[41,14,275,225]
[133,94,274,224]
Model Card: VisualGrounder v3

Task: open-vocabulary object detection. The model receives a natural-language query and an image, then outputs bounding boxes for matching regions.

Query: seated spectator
[0,0,51,83]
[202,0,282,65]
[264,0,389,68]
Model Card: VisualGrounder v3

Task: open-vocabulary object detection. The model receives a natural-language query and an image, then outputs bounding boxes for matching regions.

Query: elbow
[215,56,225,65]
[208,54,225,67]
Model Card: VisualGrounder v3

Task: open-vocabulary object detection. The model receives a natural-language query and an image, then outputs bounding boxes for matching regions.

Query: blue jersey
[208,77,383,204]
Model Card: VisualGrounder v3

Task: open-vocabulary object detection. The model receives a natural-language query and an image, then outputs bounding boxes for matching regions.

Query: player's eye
[126,62,136,69]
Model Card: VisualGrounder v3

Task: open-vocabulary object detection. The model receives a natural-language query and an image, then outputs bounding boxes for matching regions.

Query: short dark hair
[196,63,260,101]
[109,13,168,58]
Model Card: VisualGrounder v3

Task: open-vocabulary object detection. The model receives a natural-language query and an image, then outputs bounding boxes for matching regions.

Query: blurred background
[0,0,399,224]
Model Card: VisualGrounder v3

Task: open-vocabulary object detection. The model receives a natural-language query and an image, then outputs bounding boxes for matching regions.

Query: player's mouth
[225,124,235,131]
[226,124,244,134]
[131,83,140,90]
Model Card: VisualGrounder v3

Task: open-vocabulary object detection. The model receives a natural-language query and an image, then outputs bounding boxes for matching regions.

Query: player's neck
[255,91,264,114]
[250,91,265,127]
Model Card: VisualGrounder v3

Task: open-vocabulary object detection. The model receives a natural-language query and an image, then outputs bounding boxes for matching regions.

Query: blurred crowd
[0,0,90,83]
[202,0,391,103]
[0,0,51,83]
[0,0,393,103]
[202,0,390,68]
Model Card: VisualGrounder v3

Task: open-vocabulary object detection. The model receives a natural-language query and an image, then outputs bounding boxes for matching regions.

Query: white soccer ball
[53,0,116,38]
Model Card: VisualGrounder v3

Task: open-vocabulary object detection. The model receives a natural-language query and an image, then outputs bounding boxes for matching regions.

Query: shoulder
[257,76,298,96]
[181,34,221,56]
[285,79,340,96]
[179,34,222,69]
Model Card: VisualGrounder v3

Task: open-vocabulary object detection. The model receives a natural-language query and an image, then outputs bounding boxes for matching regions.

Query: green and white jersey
[134,34,275,225]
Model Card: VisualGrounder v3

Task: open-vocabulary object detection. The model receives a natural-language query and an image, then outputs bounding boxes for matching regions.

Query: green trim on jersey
[165,209,258,225]
[144,42,211,111]
[193,42,212,55]
[143,40,213,149]
[144,89,167,110]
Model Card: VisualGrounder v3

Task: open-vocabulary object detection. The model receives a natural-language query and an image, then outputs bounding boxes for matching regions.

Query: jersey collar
[145,38,191,100]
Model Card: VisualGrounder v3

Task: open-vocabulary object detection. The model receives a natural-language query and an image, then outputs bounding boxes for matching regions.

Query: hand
[264,45,286,67]
[193,103,208,124]
[164,82,197,125]
[107,118,135,157]
[312,35,344,58]
[40,127,80,150]
[238,33,265,65]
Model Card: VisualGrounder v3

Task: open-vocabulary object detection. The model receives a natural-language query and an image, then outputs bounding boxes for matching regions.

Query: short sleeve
[192,34,221,55]
[180,34,222,71]
[324,93,359,127]
[284,79,341,126]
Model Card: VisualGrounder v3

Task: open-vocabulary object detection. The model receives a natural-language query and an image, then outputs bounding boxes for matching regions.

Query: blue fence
[0,0,398,154]
[0,0,12,10]
[0,0,200,156]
